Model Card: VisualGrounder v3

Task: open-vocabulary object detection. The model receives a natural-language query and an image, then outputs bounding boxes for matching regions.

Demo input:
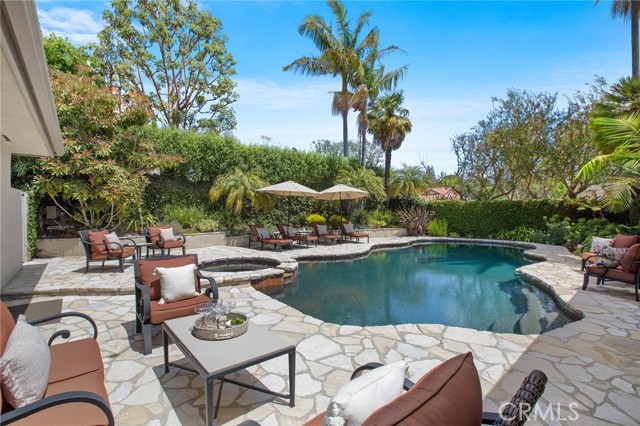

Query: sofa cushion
[595,247,627,268]
[15,370,111,426]
[323,360,407,425]
[163,239,185,249]
[87,230,109,255]
[0,315,51,408]
[157,263,200,304]
[137,255,198,301]
[149,294,213,324]
[147,226,161,244]
[49,338,104,383]
[621,243,640,274]
[362,352,482,426]
[613,234,640,248]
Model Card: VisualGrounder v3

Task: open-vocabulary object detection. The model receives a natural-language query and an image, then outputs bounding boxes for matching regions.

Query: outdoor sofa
[0,302,113,425]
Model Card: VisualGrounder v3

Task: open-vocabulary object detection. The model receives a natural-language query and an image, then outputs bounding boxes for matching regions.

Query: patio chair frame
[582,254,640,301]
[78,229,137,273]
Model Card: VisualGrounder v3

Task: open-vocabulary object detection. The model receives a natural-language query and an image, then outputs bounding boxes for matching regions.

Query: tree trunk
[342,110,349,157]
[632,0,639,78]
[384,147,392,206]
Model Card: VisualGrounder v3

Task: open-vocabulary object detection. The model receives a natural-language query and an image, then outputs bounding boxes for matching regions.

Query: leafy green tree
[284,0,377,157]
[390,165,431,199]
[37,70,182,229]
[595,0,639,78]
[97,0,238,132]
[42,33,91,74]
[208,168,274,215]
[336,164,385,201]
[310,138,383,167]
[579,77,640,214]
[369,91,412,198]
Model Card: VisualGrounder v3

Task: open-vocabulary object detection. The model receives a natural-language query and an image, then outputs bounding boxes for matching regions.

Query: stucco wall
[1,143,25,288]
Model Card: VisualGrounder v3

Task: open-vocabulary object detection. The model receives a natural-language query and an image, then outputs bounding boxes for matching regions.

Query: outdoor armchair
[583,242,640,301]
[78,229,137,273]
[0,302,114,426]
[312,222,341,244]
[580,233,640,271]
[238,352,547,426]
[143,225,187,257]
[249,225,294,251]
[133,254,218,354]
[340,221,369,243]
[277,223,318,247]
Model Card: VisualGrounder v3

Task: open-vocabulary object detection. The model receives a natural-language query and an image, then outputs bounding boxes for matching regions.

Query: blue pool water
[261,244,576,334]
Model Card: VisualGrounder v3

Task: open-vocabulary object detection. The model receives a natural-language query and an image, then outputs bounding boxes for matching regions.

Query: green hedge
[425,200,595,238]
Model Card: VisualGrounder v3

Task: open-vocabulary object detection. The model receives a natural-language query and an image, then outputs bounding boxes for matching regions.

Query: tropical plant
[284,0,377,157]
[390,165,431,199]
[208,168,273,215]
[37,70,181,229]
[162,204,207,229]
[595,0,639,77]
[396,206,435,236]
[336,164,386,201]
[427,218,448,237]
[97,0,238,132]
[368,91,412,198]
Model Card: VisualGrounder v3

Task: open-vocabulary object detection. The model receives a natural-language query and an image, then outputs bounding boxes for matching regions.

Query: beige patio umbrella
[317,184,368,219]
[257,180,319,226]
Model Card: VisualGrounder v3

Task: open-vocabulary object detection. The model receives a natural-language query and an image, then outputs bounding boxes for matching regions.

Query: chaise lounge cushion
[362,352,482,426]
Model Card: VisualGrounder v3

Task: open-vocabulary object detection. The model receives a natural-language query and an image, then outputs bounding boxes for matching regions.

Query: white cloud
[235,77,337,110]
[37,7,103,44]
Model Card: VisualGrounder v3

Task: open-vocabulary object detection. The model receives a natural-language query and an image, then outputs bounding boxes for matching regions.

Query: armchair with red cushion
[78,229,137,273]
[143,225,187,257]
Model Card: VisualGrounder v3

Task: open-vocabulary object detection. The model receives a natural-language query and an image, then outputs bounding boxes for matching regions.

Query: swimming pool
[261,243,577,334]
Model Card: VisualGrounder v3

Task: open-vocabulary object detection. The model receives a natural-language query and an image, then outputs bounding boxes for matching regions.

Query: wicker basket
[192,313,248,341]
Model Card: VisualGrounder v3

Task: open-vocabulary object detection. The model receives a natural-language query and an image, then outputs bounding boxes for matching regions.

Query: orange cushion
[137,255,198,300]
[149,294,212,324]
[0,302,15,356]
[162,239,185,249]
[49,338,104,383]
[613,234,640,248]
[621,243,640,273]
[362,352,482,426]
[586,264,636,284]
[87,230,109,255]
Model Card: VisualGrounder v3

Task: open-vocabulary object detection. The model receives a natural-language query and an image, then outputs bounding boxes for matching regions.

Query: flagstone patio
[2,237,639,425]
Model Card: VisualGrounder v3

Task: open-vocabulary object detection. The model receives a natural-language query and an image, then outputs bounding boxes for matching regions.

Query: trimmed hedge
[425,200,595,238]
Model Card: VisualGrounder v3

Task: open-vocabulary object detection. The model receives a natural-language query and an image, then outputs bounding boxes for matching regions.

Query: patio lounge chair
[340,221,369,243]
[249,225,294,251]
[580,233,640,271]
[0,302,114,426]
[143,225,187,257]
[78,229,137,273]
[277,223,318,247]
[134,254,218,354]
[239,352,547,426]
[312,223,341,244]
[583,242,640,301]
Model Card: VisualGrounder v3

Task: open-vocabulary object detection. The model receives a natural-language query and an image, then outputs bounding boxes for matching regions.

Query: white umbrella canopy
[257,180,320,226]
[316,184,368,201]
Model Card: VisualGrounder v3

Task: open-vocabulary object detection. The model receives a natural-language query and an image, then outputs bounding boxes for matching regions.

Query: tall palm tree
[284,0,377,157]
[390,165,431,199]
[369,91,412,199]
[353,42,407,165]
[595,0,639,77]
[208,168,273,215]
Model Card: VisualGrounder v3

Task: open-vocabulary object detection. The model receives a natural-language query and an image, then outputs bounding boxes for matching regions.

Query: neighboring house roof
[420,186,462,202]
[1,0,63,157]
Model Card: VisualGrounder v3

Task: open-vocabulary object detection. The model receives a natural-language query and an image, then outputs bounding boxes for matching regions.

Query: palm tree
[284,0,377,157]
[353,43,407,165]
[336,163,386,201]
[208,168,273,215]
[390,165,431,200]
[369,91,412,199]
[595,0,639,77]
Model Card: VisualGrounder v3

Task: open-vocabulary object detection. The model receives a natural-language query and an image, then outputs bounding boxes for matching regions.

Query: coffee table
[163,315,296,426]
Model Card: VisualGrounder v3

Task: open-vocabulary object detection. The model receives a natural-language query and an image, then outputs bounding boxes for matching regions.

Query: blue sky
[36,1,629,174]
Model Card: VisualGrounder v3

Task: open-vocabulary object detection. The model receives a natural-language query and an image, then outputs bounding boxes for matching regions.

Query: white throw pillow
[257,227,271,239]
[159,227,176,241]
[596,246,627,268]
[591,236,613,254]
[316,224,328,235]
[104,232,122,251]
[0,315,51,408]
[156,263,200,304]
[323,360,407,426]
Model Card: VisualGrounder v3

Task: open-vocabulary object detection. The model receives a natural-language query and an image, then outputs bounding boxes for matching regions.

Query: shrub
[193,219,220,233]
[369,209,396,228]
[396,206,435,236]
[306,213,326,224]
[162,204,206,229]
[351,209,370,226]
[428,218,448,237]
[329,215,346,229]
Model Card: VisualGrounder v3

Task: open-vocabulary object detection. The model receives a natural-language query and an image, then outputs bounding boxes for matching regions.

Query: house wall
[0,143,25,286]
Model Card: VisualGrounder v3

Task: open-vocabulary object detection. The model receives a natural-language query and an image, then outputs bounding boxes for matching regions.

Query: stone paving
[2,237,639,425]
